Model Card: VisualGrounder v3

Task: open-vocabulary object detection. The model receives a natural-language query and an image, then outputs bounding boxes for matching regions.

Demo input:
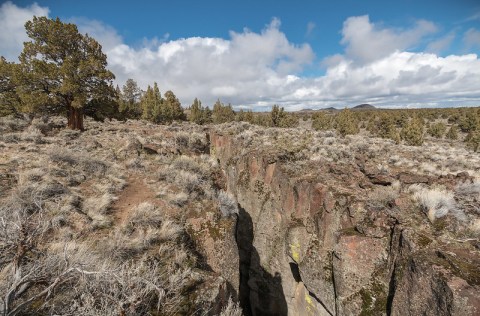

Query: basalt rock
[210,128,480,316]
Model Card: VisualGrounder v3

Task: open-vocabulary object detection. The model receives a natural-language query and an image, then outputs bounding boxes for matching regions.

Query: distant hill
[353,104,376,110]
[323,107,338,111]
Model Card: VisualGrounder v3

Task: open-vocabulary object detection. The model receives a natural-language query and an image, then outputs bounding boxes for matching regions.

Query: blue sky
[1,0,480,109]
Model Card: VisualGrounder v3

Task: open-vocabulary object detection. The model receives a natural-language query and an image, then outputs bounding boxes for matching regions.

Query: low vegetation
[0,15,479,315]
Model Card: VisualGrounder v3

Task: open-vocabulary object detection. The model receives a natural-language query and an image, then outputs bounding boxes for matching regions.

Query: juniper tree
[119,78,142,119]
[400,116,424,146]
[212,100,235,124]
[189,98,211,125]
[335,108,359,136]
[446,125,458,140]
[164,90,185,122]
[141,83,162,122]
[15,17,115,130]
[312,111,333,131]
[0,57,21,116]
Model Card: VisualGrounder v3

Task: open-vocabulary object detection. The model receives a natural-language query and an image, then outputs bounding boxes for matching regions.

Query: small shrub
[368,181,401,209]
[465,130,480,152]
[312,112,333,131]
[427,122,447,138]
[335,108,359,136]
[127,202,162,228]
[217,191,238,217]
[220,298,243,316]
[400,116,424,146]
[445,125,458,140]
[458,111,479,133]
[411,186,463,222]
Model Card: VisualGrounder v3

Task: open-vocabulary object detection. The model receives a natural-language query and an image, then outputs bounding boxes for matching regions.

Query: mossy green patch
[359,281,388,316]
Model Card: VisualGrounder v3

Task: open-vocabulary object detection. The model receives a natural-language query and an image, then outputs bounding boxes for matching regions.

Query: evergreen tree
[212,100,235,124]
[119,79,142,119]
[141,84,162,122]
[269,105,298,128]
[400,116,424,146]
[446,125,458,140]
[0,57,21,116]
[459,111,479,133]
[335,108,359,136]
[164,90,185,122]
[15,17,115,130]
[189,98,211,125]
[427,122,447,138]
[312,111,333,131]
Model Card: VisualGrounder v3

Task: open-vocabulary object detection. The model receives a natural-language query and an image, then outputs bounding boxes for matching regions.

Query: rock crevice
[210,130,480,316]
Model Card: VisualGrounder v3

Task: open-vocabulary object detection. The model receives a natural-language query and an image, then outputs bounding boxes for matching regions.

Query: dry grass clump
[455,180,480,198]
[49,148,108,176]
[220,297,243,316]
[0,115,30,132]
[217,191,239,217]
[409,185,464,223]
[174,130,210,154]
[367,181,401,209]
[158,154,219,204]
[107,202,184,261]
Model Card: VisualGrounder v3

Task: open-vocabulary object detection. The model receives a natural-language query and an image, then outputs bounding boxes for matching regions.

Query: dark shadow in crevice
[289,262,302,283]
[236,206,288,316]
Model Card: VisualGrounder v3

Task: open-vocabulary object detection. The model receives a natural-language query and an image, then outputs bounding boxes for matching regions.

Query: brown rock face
[210,130,480,316]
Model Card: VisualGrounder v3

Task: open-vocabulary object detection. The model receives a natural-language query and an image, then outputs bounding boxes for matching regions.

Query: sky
[1,0,480,110]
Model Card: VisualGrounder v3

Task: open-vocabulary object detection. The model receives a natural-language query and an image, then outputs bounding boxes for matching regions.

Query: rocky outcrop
[210,129,480,316]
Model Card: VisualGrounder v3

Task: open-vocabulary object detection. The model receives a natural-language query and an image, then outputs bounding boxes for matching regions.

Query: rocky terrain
[0,115,479,315]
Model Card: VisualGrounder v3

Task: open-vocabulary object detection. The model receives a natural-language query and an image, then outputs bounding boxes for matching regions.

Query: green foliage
[141,83,163,122]
[270,105,298,128]
[335,108,359,136]
[459,111,479,133]
[235,109,254,124]
[16,17,115,129]
[212,100,235,124]
[84,96,122,122]
[400,116,424,146]
[164,90,186,122]
[312,111,333,131]
[189,98,212,125]
[118,79,142,119]
[445,125,458,140]
[465,130,480,152]
[427,122,447,138]
[374,114,397,139]
[0,57,21,116]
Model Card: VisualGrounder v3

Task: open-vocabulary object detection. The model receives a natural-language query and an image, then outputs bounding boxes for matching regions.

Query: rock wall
[210,131,480,316]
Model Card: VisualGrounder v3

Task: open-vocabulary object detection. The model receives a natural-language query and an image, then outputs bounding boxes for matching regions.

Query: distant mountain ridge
[353,103,376,109]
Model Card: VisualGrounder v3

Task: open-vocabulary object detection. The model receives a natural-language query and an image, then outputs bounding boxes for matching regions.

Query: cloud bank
[1,2,479,110]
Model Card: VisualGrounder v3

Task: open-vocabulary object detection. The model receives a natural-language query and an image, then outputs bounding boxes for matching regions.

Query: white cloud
[426,32,455,54]
[340,15,437,64]
[463,28,480,50]
[0,1,49,61]
[1,2,480,110]
[101,18,315,106]
[72,18,123,50]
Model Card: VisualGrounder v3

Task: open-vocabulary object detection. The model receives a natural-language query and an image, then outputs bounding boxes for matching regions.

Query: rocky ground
[0,115,479,315]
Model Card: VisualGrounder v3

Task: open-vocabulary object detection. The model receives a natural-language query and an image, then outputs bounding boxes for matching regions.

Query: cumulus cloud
[0,1,49,61]
[101,18,315,106]
[340,15,437,64]
[1,2,480,110]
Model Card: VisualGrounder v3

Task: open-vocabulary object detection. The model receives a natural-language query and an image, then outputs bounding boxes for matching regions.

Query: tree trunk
[67,104,84,131]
